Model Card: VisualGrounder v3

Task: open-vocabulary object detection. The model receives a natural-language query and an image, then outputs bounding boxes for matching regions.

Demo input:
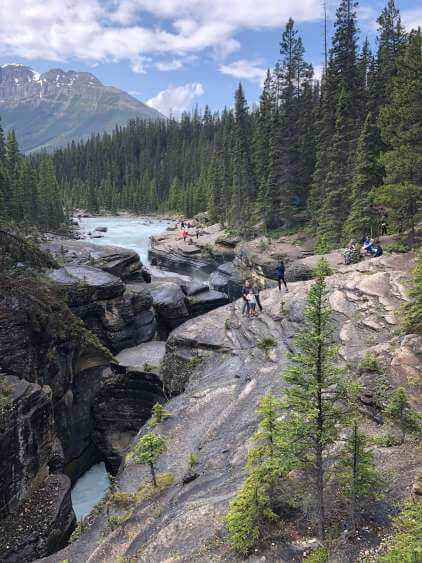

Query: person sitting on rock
[362,236,374,254]
[372,242,383,257]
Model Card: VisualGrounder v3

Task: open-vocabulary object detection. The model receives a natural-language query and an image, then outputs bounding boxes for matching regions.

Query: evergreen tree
[336,419,383,532]
[384,387,421,445]
[278,258,347,539]
[375,0,406,109]
[231,84,254,230]
[377,30,422,242]
[343,112,383,241]
[132,433,167,487]
[402,249,422,334]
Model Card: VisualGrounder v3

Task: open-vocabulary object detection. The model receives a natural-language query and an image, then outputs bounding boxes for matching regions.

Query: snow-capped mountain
[0,64,163,152]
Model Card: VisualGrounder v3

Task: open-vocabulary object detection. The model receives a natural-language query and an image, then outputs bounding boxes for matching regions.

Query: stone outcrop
[92,365,164,473]
[0,377,54,518]
[48,265,156,353]
[46,252,421,563]
[0,474,76,562]
[43,238,144,281]
[116,341,166,375]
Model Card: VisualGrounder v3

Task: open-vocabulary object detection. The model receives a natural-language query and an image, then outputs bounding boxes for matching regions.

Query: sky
[0,0,421,117]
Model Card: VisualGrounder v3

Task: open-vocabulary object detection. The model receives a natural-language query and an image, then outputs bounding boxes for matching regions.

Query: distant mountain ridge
[0,64,163,152]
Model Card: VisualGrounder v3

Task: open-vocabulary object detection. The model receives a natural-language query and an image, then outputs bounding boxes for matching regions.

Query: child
[246,291,257,317]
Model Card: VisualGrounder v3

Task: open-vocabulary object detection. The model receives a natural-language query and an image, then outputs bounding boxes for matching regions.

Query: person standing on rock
[252,281,263,313]
[241,280,252,316]
[276,261,288,292]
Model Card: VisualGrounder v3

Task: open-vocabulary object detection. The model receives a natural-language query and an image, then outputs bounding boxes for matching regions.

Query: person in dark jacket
[252,281,263,312]
[241,280,252,316]
[275,261,288,292]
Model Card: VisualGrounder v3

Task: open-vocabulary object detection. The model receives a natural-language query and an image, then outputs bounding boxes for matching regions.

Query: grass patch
[378,496,422,562]
[257,337,277,356]
[187,356,203,369]
[188,452,199,468]
[304,547,329,562]
[143,362,159,373]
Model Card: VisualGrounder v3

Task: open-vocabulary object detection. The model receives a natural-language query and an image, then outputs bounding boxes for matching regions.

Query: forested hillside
[51,0,421,247]
[0,126,64,230]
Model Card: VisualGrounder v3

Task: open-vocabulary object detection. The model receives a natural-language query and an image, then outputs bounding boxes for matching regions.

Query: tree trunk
[315,444,325,541]
[150,461,157,487]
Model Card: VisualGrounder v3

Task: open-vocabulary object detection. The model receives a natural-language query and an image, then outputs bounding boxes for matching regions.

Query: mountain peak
[0,64,163,152]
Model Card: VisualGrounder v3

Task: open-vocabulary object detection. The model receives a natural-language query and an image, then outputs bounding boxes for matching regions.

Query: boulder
[42,238,142,281]
[186,288,230,317]
[180,280,209,296]
[148,282,190,337]
[48,265,125,302]
[116,341,166,374]
[209,261,243,299]
[94,226,108,232]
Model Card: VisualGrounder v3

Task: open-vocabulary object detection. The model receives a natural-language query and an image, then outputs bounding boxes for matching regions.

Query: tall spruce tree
[343,112,383,241]
[278,259,347,539]
[377,29,422,241]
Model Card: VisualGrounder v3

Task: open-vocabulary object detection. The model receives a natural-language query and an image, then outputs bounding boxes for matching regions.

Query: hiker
[241,280,252,316]
[182,229,189,242]
[196,230,200,239]
[252,281,263,313]
[246,291,257,317]
[372,242,383,257]
[362,236,374,255]
[181,221,185,228]
[275,261,288,292]
[381,221,387,235]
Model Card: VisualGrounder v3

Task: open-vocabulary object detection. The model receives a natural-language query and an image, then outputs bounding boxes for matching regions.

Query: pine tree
[343,112,383,241]
[132,433,167,487]
[402,249,422,334]
[226,392,284,554]
[336,420,383,532]
[376,30,422,242]
[317,87,355,246]
[384,387,421,445]
[278,258,347,539]
[231,84,254,230]
[375,0,406,109]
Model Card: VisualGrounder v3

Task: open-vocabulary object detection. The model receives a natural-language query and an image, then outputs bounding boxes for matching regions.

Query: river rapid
[71,215,173,521]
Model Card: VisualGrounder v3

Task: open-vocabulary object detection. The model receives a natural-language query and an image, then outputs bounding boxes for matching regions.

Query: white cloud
[0,0,324,71]
[155,59,183,71]
[402,8,422,32]
[219,59,267,85]
[146,82,204,117]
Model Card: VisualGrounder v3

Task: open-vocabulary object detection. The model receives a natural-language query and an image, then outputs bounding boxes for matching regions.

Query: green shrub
[359,352,383,374]
[304,547,329,562]
[188,452,199,468]
[107,510,132,531]
[372,433,397,448]
[187,356,203,369]
[148,402,172,428]
[257,337,277,356]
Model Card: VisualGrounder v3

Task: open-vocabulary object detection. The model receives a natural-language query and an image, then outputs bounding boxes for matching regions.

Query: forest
[0,0,420,250]
[43,0,421,248]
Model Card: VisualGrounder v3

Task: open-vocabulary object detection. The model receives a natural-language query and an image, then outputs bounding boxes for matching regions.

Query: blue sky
[0,0,421,116]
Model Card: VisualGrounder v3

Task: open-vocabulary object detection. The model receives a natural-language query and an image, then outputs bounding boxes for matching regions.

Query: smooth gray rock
[48,265,124,302]
[116,341,166,373]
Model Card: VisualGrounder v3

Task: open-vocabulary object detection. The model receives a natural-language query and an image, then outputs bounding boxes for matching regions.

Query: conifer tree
[377,30,422,242]
[402,249,422,335]
[278,258,347,539]
[384,387,421,445]
[132,433,167,487]
[375,0,406,109]
[343,112,383,241]
[336,419,383,532]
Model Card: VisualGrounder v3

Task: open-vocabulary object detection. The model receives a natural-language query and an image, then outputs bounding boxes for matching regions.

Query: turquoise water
[71,462,109,521]
[79,215,173,265]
